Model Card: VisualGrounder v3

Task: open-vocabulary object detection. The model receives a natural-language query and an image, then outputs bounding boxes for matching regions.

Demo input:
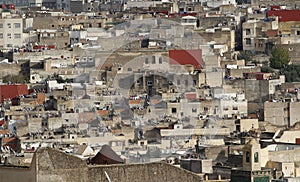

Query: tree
[237,50,254,63]
[269,46,290,69]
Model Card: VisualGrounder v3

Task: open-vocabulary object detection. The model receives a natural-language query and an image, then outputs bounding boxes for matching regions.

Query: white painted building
[0,13,24,49]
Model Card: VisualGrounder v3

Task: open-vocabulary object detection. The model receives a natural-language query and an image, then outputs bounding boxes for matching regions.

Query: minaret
[242,138,261,171]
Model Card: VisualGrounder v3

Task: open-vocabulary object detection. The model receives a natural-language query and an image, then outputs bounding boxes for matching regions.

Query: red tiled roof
[0,129,10,135]
[185,93,197,100]
[129,99,142,105]
[267,10,300,22]
[0,84,28,103]
[169,49,202,70]
[266,30,278,37]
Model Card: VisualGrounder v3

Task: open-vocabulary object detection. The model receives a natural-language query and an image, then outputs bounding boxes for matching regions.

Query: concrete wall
[264,101,288,126]
[206,71,224,88]
[239,119,259,132]
[289,102,300,126]
[268,148,300,163]
[229,67,261,78]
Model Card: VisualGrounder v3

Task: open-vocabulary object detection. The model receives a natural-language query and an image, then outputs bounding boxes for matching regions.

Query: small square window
[14,33,21,39]
[14,23,21,28]
[171,108,177,113]
[245,29,251,35]
[246,38,251,45]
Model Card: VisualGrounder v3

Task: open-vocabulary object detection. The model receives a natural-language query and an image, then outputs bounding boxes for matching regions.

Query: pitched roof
[76,145,88,155]
[98,145,123,163]
[267,10,300,22]
[169,49,202,70]
[91,144,124,164]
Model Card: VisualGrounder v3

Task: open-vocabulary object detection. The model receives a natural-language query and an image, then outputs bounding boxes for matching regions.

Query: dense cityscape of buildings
[0,0,300,181]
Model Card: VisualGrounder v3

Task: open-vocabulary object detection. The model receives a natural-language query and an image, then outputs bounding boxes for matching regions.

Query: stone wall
[0,148,204,182]
[0,166,36,182]
[88,163,204,182]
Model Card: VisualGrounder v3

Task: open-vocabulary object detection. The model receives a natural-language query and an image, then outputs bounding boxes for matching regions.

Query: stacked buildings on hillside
[1,0,300,182]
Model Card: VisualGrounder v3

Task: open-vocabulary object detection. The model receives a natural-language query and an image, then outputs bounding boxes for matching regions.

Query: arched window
[246,151,250,163]
[152,56,156,64]
[254,152,259,163]
[159,57,162,64]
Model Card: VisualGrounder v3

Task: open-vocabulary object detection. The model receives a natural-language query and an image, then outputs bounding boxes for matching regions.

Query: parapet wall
[88,163,204,182]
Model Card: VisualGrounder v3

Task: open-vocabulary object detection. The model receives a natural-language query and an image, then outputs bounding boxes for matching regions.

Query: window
[184,80,188,86]
[254,152,259,163]
[232,106,238,110]
[246,38,251,45]
[145,58,149,64]
[297,31,300,35]
[192,108,197,113]
[0,33,3,39]
[246,151,250,163]
[147,81,153,86]
[159,57,162,64]
[0,23,3,28]
[177,80,180,85]
[171,108,177,113]
[7,23,11,28]
[14,33,21,39]
[7,33,11,38]
[245,29,251,35]
[14,23,21,28]
[204,107,208,112]
[127,67,132,71]
[152,56,155,64]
